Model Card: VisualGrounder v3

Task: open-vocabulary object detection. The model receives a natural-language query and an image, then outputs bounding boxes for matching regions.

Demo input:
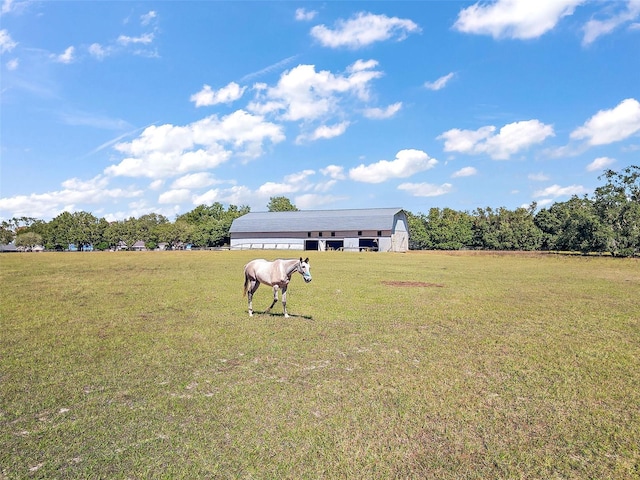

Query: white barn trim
[229,208,409,252]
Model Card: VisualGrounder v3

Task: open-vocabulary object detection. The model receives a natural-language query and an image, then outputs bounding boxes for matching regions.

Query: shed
[229,208,409,252]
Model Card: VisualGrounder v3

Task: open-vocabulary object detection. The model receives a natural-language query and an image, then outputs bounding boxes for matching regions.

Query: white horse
[243,257,312,317]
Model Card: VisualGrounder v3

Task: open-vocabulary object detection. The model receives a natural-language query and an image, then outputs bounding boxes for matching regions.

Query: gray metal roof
[230,208,405,233]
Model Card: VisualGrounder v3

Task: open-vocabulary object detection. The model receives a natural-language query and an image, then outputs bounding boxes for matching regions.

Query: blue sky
[1,0,639,221]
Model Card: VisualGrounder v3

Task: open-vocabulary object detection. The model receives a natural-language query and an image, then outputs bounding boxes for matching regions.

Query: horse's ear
[304,257,309,263]
[299,257,303,262]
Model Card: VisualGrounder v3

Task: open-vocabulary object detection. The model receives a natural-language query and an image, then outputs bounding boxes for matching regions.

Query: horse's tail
[243,267,249,297]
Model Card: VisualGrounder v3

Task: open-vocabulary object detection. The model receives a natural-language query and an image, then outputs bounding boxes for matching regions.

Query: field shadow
[255,311,313,320]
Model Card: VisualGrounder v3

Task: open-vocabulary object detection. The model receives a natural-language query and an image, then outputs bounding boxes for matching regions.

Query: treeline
[2,166,639,257]
[1,204,249,252]
[408,166,640,257]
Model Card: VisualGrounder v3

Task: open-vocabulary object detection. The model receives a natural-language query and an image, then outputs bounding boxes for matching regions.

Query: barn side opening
[326,240,343,251]
[305,240,319,251]
[359,238,379,251]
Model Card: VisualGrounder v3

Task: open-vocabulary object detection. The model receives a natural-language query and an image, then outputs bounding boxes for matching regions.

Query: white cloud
[0,29,17,53]
[398,182,453,197]
[52,46,75,64]
[105,110,285,179]
[454,0,584,39]
[256,170,315,197]
[6,58,18,70]
[310,12,420,49]
[363,102,402,119]
[583,0,640,45]
[171,172,219,189]
[117,33,154,46]
[89,43,110,60]
[586,156,616,172]
[297,121,350,143]
[533,184,588,198]
[141,10,158,26]
[295,8,317,21]
[349,149,437,184]
[0,175,143,219]
[320,165,346,180]
[249,61,383,122]
[528,172,550,181]
[295,193,346,209]
[424,72,455,91]
[158,189,191,204]
[190,82,246,107]
[438,119,554,160]
[452,166,477,178]
[570,98,640,145]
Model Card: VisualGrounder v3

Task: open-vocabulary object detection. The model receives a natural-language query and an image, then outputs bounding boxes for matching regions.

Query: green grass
[1,251,639,479]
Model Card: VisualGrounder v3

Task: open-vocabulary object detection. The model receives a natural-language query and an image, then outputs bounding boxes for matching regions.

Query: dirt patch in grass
[382,281,445,287]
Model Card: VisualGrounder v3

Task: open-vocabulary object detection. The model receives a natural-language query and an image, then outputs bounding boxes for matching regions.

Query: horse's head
[299,257,312,283]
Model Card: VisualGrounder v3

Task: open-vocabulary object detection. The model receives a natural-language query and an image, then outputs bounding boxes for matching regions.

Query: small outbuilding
[229,207,409,252]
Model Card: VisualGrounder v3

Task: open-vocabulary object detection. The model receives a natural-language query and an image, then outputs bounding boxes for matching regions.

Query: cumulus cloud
[438,119,554,160]
[586,156,616,172]
[0,175,142,219]
[105,110,285,179]
[349,149,437,183]
[256,170,315,197]
[171,172,219,189]
[190,82,246,107]
[296,122,350,143]
[363,102,402,119]
[248,60,383,123]
[533,184,588,198]
[158,189,191,204]
[295,8,317,21]
[583,0,640,45]
[570,98,640,146]
[310,12,420,49]
[398,182,453,197]
[295,193,346,209]
[52,46,75,64]
[452,166,477,178]
[0,29,17,53]
[424,72,455,91]
[320,165,346,180]
[454,0,584,39]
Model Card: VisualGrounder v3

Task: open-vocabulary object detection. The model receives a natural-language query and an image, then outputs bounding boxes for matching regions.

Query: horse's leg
[266,285,279,313]
[281,285,289,318]
[248,281,260,316]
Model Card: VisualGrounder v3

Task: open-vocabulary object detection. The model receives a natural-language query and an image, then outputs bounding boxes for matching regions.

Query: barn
[229,207,409,252]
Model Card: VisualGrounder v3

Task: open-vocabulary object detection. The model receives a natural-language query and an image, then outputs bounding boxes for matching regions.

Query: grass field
[1,250,639,479]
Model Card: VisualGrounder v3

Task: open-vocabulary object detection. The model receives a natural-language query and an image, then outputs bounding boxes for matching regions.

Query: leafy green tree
[178,203,249,247]
[157,221,193,249]
[406,212,429,250]
[424,208,473,250]
[267,196,298,212]
[593,165,640,257]
[15,232,43,251]
[0,222,14,244]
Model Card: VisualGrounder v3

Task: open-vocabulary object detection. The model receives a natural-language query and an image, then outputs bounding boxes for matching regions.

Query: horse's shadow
[255,311,313,320]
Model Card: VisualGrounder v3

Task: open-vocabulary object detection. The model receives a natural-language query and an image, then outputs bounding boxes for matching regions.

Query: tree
[424,208,473,250]
[267,196,298,212]
[15,232,43,251]
[178,203,249,247]
[406,212,429,250]
[593,165,640,257]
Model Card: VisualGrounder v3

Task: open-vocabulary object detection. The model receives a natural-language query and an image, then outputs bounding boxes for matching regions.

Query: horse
[243,257,312,318]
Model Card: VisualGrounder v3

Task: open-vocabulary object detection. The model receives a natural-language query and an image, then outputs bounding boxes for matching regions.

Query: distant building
[229,207,409,252]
